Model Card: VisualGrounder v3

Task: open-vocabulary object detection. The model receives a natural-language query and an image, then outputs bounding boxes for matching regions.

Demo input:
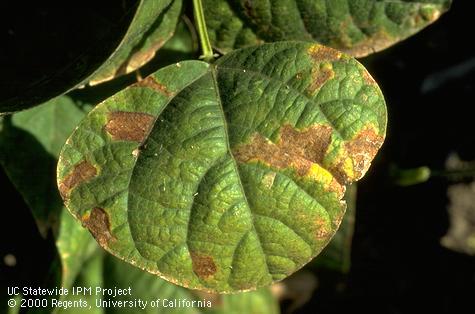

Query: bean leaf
[202,0,451,57]
[57,42,387,292]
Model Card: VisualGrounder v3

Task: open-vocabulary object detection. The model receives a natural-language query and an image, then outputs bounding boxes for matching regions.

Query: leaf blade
[58,42,387,292]
[202,0,451,57]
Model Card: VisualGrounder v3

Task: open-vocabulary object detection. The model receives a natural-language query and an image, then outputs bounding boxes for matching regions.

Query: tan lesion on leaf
[331,126,384,184]
[307,45,342,62]
[314,217,331,240]
[234,124,333,176]
[190,252,217,279]
[307,63,335,96]
[361,69,377,85]
[81,207,116,247]
[121,39,166,75]
[331,211,346,229]
[104,111,155,142]
[234,124,346,198]
[345,128,384,180]
[133,76,173,97]
[328,177,346,201]
[59,161,97,199]
[89,36,168,86]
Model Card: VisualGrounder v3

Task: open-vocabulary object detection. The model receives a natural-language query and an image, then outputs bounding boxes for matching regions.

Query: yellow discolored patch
[330,157,355,185]
[233,124,333,176]
[261,172,277,189]
[307,63,335,96]
[104,111,155,142]
[132,148,140,158]
[81,207,116,247]
[133,76,173,96]
[420,7,441,22]
[190,252,217,279]
[307,45,342,62]
[307,164,345,200]
[59,161,97,198]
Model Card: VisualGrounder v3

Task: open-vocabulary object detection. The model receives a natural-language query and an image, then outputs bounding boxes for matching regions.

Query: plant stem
[192,0,214,62]
[432,168,475,180]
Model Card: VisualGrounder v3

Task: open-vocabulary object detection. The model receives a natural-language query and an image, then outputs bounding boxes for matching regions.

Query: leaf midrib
[208,65,272,282]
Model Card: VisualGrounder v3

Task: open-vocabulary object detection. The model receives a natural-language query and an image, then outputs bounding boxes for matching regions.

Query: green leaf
[89,0,183,85]
[103,254,202,314]
[104,253,278,314]
[202,0,451,57]
[313,184,356,273]
[56,252,104,314]
[70,251,278,314]
[206,288,279,314]
[57,42,387,292]
[0,96,97,290]
[0,97,88,236]
[0,0,182,113]
[152,17,200,67]
[56,209,99,290]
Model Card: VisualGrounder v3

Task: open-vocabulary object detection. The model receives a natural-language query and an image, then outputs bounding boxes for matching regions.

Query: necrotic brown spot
[233,124,333,176]
[190,252,217,279]
[105,111,155,142]
[59,161,97,198]
[329,163,351,185]
[133,76,172,96]
[82,207,115,247]
[345,128,384,180]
